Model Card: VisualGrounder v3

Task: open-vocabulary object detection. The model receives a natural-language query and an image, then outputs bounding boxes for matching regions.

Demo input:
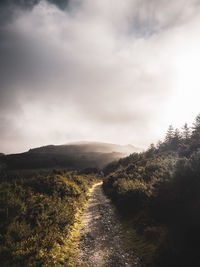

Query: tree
[182,123,191,140]
[178,124,191,157]
[165,125,174,144]
[190,114,200,151]
[171,128,181,150]
[192,114,200,137]
[148,143,156,151]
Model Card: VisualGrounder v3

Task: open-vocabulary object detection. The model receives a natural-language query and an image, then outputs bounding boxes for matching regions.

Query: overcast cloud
[1,0,200,153]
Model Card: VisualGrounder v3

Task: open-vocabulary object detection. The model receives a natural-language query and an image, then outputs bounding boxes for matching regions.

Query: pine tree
[171,128,181,150]
[147,143,156,155]
[191,114,200,151]
[165,125,174,145]
[192,114,200,136]
[182,123,191,140]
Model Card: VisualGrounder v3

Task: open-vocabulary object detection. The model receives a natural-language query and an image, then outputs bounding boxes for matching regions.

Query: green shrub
[0,171,98,266]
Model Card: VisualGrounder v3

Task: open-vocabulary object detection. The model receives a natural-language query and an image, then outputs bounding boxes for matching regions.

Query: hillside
[103,114,200,267]
[28,142,139,155]
[1,142,140,171]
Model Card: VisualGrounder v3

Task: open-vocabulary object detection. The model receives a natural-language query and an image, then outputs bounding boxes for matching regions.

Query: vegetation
[0,170,98,267]
[103,114,200,267]
[2,114,200,266]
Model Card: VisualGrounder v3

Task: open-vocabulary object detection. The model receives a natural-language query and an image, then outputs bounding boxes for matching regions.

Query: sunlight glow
[167,39,200,128]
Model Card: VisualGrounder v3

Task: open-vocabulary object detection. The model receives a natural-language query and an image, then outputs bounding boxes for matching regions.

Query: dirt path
[77,182,143,267]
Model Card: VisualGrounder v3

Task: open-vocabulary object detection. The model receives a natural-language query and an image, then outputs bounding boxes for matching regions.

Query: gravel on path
[77,182,143,267]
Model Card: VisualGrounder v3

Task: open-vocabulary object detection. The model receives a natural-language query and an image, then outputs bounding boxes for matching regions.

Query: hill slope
[103,114,200,267]
[28,142,140,155]
[1,142,140,171]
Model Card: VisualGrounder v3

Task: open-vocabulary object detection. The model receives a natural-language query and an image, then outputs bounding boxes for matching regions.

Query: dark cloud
[0,0,69,11]
[0,0,70,25]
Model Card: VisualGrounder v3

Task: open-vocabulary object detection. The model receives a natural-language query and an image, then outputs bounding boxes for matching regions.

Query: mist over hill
[2,142,141,171]
[28,141,140,155]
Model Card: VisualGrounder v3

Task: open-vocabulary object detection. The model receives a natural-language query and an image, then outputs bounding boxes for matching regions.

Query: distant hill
[2,142,141,171]
[28,142,140,155]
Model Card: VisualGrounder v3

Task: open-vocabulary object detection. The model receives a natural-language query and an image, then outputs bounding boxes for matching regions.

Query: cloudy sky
[1,0,200,154]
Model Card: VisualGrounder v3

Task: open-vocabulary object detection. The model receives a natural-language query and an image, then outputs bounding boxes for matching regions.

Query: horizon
[2,139,143,155]
[1,0,200,154]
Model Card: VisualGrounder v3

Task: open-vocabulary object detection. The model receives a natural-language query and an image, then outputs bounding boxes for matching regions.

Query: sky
[1,0,200,154]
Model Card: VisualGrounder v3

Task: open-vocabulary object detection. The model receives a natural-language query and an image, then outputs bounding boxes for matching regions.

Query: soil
[77,182,143,267]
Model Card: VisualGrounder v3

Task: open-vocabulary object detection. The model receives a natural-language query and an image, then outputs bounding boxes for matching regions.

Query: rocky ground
[77,182,143,267]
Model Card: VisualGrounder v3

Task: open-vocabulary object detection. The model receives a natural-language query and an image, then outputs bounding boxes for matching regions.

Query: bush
[0,171,98,266]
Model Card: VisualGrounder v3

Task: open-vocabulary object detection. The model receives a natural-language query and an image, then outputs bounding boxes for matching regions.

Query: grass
[0,170,100,266]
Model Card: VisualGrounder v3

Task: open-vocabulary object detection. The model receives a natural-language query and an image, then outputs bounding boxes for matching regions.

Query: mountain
[28,141,140,155]
[2,142,141,171]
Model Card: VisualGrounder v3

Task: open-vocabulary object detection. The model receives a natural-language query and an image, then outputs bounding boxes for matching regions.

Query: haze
[1,0,200,154]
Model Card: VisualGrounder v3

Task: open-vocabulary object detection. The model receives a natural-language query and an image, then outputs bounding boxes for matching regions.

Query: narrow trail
[77,182,143,267]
